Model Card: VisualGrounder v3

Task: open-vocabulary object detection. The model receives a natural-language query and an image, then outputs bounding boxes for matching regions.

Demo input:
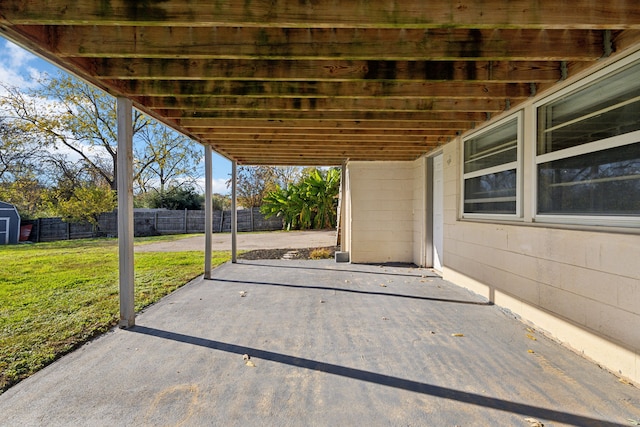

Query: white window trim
[532,53,640,228]
[461,111,523,220]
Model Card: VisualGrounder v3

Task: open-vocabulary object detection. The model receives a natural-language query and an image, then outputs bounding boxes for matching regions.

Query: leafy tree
[47,185,116,227]
[0,174,50,219]
[261,168,340,230]
[0,116,41,183]
[134,123,201,194]
[212,193,231,211]
[231,166,279,208]
[0,74,201,193]
[142,186,203,210]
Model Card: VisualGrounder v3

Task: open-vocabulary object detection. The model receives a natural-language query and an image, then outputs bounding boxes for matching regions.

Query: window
[536,59,640,222]
[462,114,521,216]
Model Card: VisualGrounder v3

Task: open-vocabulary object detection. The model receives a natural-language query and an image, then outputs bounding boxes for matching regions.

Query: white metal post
[231,160,237,263]
[204,144,213,278]
[117,97,135,328]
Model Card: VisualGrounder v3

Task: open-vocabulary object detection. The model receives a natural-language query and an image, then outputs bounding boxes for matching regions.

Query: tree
[232,166,278,208]
[261,168,340,230]
[0,174,50,219]
[0,116,41,183]
[1,74,201,193]
[49,186,117,227]
[212,193,231,211]
[134,123,201,194]
[142,186,203,210]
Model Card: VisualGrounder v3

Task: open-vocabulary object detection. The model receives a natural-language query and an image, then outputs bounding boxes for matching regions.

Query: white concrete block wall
[347,161,415,264]
[441,138,640,384]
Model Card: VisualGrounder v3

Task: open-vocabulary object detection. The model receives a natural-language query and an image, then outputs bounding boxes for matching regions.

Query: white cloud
[194,177,229,194]
[0,39,41,90]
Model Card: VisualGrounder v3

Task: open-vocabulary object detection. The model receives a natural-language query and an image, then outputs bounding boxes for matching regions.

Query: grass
[0,235,230,394]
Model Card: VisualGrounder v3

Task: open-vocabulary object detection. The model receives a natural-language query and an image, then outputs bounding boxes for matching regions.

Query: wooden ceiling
[2,1,640,165]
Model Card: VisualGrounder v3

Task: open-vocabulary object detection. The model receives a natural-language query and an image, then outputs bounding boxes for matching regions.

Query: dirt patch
[238,246,337,260]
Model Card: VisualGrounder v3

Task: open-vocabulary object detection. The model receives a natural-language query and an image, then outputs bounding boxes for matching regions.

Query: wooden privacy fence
[23,208,283,242]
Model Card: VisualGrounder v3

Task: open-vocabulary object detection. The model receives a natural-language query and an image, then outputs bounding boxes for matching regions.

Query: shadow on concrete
[130,326,626,427]
[209,277,493,306]
[225,260,441,278]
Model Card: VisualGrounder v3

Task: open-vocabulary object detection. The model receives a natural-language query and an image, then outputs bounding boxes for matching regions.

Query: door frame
[427,150,444,270]
[0,217,10,245]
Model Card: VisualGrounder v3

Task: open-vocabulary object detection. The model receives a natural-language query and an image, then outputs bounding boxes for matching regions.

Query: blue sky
[0,36,231,194]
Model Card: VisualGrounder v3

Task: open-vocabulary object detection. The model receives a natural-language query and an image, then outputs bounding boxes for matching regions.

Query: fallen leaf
[239,291,247,297]
[245,360,256,367]
[527,327,534,333]
[628,419,640,426]
[524,417,544,427]
[526,333,537,341]
[527,349,535,354]
[451,333,464,337]
[619,378,632,385]
[379,283,387,287]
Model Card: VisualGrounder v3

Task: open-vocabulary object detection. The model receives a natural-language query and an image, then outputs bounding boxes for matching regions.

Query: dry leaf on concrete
[524,417,544,426]
[245,360,256,367]
[451,333,464,337]
[239,291,247,297]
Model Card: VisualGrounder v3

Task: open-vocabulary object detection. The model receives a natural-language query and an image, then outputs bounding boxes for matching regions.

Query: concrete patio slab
[1,260,639,426]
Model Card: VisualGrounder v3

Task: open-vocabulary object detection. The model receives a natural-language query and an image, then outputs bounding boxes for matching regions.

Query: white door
[432,154,444,271]
[0,218,9,245]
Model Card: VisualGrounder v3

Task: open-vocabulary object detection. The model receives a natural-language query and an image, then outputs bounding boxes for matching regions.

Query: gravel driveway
[135,230,337,252]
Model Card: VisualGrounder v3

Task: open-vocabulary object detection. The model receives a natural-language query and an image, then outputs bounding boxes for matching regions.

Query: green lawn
[0,236,230,393]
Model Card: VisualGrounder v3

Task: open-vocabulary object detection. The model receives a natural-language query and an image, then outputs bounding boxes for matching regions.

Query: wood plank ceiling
[2,1,640,165]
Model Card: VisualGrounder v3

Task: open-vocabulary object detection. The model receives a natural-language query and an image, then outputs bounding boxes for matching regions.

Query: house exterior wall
[343,47,640,384]
[345,161,415,264]
[439,49,640,384]
[442,134,640,384]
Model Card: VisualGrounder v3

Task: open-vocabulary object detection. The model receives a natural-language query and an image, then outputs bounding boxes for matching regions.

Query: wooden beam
[3,0,640,29]
[27,26,605,61]
[114,80,535,99]
[91,58,562,82]
[141,96,510,112]
[162,110,492,121]
[210,145,434,153]
[174,118,475,129]
[191,128,452,136]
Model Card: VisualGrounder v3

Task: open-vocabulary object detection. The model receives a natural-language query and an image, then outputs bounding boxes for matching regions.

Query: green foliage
[1,74,202,217]
[261,168,340,230]
[49,186,117,226]
[212,193,231,211]
[0,237,230,393]
[0,175,51,219]
[139,186,203,210]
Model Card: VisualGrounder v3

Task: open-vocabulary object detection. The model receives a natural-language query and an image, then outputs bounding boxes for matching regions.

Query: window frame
[461,111,523,220]
[533,53,640,228]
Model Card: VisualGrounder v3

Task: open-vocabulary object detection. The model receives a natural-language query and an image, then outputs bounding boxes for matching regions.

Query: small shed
[0,201,21,244]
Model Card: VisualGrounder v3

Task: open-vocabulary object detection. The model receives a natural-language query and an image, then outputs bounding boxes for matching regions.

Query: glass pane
[464,118,518,174]
[464,169,517,214]
[538,61,640,155]
[538,142,640,215]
